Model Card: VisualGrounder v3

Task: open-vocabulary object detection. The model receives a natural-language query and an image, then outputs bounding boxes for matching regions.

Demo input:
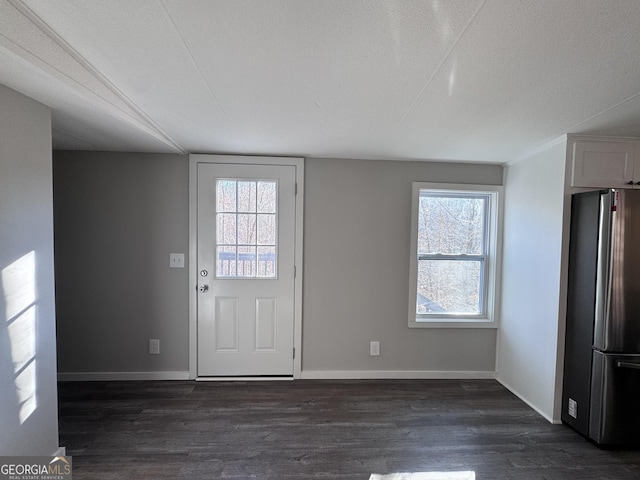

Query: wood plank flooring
[58,379,640,479]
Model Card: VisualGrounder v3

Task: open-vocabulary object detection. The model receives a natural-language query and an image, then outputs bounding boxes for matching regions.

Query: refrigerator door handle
[593,190,615,351]
[616,361,640,370]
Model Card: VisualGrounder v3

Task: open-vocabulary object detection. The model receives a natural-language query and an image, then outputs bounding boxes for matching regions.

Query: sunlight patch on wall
[370,472,475,480]
[2,251,38,424]
[3,252,36,319]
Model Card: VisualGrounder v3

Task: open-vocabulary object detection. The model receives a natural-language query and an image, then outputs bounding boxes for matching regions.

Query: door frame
[189,154,304,379]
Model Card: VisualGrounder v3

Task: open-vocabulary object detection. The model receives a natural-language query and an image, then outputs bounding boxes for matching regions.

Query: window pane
[216,180,236,212]
[237,214,257,245]
[417,193,487,255]
[237,181,257,212]
[217,246,237,277]
[215,178,278,279]
[237,246,256,277]
[257,214,276,245]
[216,213,236,245]
[417,259,481,314]
[257,181,277,213]
[258,246,276,277]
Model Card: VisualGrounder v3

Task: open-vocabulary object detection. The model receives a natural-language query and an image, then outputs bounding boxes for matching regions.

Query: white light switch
[169,253,184,268]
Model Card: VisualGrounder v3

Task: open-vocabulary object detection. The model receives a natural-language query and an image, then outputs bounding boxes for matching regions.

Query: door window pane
[238,246,256,277]
[257,246,276,277]
[237,214,257,245]
[257,181,277,213]
[237,181,257,213]
[216,179,277,278]
[216,180,236,212]
[257,214,276,245]
[217,246,237,277]
[217,213,236,244]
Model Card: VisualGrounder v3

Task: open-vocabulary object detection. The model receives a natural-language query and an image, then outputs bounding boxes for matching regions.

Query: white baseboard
[496,376,559,424]
[196,376,294,382]
[300,370,496,380]
[57,371,190,381]
[57,369,496,382]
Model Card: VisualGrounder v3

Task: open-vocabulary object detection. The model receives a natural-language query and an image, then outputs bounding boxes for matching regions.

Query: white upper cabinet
[570,138,640,188]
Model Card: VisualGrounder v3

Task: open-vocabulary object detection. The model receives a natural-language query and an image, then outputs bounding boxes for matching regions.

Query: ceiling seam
[158,0,247,153]
[383,0,488,147]
[8,0,187,154]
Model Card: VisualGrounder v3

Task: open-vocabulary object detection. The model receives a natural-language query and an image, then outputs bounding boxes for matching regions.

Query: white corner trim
[300,370,496,380]
[496,376,559,424]
[57,371,190,381]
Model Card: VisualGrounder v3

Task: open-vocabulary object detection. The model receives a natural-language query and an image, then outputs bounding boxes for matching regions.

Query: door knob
[199,284,209,293]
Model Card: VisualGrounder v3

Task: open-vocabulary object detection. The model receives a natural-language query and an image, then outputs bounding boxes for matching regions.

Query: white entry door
[197,162,297,376]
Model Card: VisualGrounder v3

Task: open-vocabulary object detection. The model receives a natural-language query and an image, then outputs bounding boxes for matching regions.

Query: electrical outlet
[149,339,160,355]
[169,253,184,268]
[370,341,380,356]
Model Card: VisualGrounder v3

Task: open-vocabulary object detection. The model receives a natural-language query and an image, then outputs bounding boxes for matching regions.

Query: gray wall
[0,85,60,455]
[53,152,189,377]
[302,158,504,375]
[53,152,503,377]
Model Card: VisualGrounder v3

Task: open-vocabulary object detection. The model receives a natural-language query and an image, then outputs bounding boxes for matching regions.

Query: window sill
[409,319,498,329]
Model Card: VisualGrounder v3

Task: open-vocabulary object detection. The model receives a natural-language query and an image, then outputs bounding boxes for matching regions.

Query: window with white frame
[408,183,503,328]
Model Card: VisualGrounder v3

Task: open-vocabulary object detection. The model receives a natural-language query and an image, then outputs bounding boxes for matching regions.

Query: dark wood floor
[58,379,640,479]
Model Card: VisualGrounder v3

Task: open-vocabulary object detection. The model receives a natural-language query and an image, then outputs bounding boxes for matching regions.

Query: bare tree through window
[216,179,277,278]
[416,192,489,315]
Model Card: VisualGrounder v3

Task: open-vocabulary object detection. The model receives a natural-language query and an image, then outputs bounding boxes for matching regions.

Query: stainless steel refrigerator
[563,188,640,445]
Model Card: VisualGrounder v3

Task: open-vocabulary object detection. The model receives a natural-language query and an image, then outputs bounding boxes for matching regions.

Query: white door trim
[189,154,304,379]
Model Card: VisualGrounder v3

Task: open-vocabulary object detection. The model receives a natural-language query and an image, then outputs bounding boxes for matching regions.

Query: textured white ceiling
[2,0,640,163]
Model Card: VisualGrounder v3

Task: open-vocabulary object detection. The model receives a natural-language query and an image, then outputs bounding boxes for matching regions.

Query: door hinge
[295,182,298,195]
[294,265,297,278]
[293,347,296,359]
